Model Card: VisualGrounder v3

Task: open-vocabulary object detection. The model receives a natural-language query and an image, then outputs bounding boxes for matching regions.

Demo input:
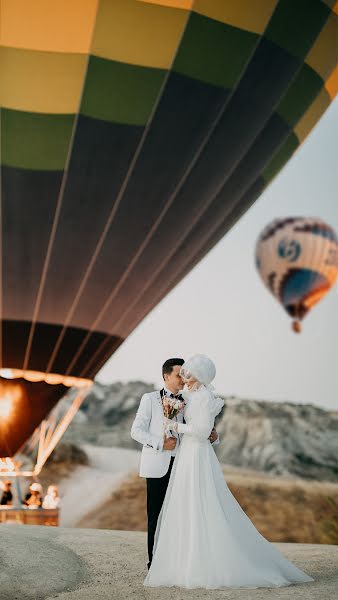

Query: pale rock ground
[2,445,337,599]
[0,526,337,600]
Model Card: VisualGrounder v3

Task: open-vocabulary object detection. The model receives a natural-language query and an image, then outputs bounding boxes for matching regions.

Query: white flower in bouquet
[162,394,185,439]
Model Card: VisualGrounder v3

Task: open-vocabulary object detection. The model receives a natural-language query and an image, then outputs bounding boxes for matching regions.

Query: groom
[131,357,219,569]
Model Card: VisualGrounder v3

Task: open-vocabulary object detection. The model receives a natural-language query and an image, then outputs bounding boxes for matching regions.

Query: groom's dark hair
[162,358,184,379]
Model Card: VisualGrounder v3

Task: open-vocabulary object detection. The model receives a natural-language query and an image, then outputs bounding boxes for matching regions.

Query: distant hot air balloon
[0,0,337,465]
[255,217,338,332]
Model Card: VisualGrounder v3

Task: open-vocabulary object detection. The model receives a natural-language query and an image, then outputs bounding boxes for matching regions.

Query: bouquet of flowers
[162,394,185,439]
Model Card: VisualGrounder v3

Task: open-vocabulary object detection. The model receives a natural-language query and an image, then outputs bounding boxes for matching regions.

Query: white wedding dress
[144,385,314,589]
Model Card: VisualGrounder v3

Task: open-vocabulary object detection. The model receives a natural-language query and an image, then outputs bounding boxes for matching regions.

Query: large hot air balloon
[255,217,338,332]
[0,1,337,464]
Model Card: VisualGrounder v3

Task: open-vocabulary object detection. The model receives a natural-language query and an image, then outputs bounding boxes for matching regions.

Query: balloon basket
[292,320,302,334]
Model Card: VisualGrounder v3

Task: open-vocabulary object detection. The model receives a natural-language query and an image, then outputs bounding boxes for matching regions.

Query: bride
[144,354,314,589]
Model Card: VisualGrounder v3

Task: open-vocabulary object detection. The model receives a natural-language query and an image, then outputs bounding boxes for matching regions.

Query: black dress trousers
[146,456,175,568]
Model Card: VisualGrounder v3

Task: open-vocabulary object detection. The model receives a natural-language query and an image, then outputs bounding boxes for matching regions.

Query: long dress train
[144,386,314,589]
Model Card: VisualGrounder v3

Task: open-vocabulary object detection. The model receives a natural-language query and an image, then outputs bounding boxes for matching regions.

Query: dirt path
[58,445,140,527]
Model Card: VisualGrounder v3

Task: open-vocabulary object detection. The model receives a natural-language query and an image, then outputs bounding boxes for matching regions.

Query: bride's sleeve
[176,398,214,441]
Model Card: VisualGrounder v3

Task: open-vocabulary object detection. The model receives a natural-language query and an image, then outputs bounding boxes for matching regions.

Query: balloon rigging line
[107,155,283,339]
[80,45,312,376]
[83,2,335,376]
[120,184,264,344]
[106,106,312,340]
[46,9,194,376]
[96,21,332,342]
[22,1,101,372]
[5,4,331,379]
[113,205,259,354]
[83,186,263,380]
[67,19,273,378]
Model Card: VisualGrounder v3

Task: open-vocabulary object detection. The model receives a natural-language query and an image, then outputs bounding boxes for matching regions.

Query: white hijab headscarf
[180,354,224,418]
[180,354,216,387]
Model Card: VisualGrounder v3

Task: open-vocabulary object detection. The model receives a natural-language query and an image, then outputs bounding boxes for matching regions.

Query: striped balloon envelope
[0,0,337,457]
[255,217,338,332]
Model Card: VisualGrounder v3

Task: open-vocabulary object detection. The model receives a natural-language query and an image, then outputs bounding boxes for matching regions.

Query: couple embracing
[131,355,313,590]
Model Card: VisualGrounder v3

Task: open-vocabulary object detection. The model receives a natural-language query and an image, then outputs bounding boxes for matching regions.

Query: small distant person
[42,485,60,509]
[24,483,43,509]
[0,480,13,506]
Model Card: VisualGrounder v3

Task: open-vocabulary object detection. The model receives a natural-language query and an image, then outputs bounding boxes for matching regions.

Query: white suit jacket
[131,390,184,478]
[131,390,219,478]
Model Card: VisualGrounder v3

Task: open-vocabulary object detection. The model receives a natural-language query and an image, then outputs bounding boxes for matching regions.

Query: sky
[98,98,338,410]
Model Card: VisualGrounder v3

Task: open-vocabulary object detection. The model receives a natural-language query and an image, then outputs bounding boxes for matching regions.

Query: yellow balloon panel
[325,64,338,100]
[91,0,189,69]
[0,0,99,54]
[137,0,194,8]
[322,0,338,14]
[193,0,278,35]
[294,87,332,143]
[306,13,338,82]
[0,47,87,113]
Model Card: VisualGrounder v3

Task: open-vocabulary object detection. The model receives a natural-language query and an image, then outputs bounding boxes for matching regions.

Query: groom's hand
[163,437,177,451]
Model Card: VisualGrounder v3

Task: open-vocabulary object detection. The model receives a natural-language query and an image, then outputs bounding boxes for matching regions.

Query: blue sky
[98,98,338,410]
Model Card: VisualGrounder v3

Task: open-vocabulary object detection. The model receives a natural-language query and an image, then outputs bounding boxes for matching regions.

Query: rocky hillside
[62,381,153,449]
[215,399,338,481]
[61,382,338,481]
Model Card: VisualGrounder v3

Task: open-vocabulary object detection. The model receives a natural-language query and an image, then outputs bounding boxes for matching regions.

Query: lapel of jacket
[156,390,163,414]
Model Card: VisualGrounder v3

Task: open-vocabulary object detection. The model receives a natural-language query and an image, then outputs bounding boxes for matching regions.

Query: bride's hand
[208,427,218,443]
